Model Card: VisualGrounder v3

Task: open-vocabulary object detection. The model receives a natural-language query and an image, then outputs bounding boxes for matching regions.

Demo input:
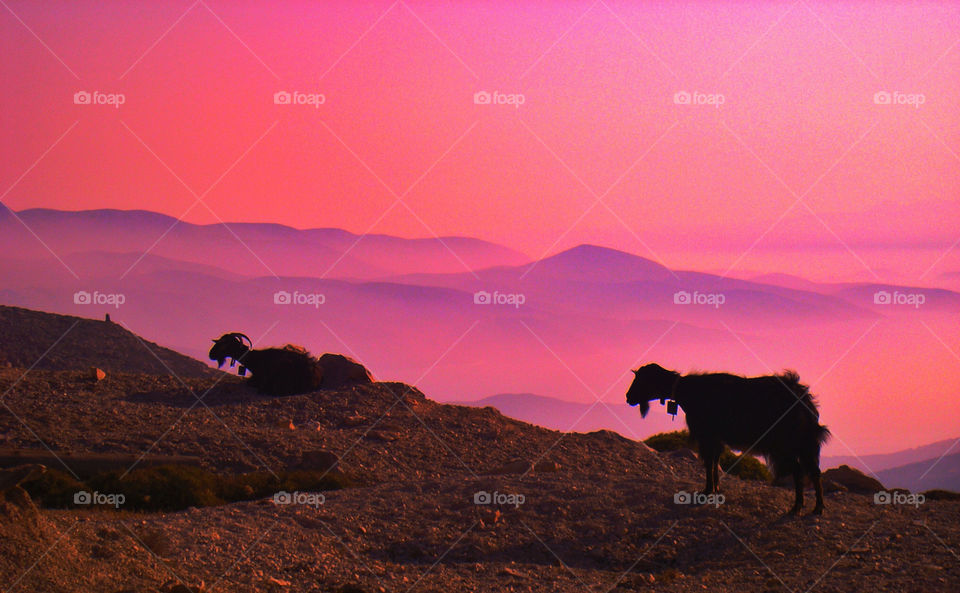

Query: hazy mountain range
[466,392,960,492]
[1,204,958,455]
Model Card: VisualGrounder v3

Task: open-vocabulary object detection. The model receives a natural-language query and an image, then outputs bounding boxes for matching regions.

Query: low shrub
[922,489,960,501]
[644,430,772,482]
[644,430,693,452]
[23,464,352,512]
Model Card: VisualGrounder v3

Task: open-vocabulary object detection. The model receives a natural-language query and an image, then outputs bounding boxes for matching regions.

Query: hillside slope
[0,306,213,377]
[0,366,958,592]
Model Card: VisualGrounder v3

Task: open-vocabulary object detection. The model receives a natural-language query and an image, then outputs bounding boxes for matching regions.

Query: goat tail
[815,424,831,446]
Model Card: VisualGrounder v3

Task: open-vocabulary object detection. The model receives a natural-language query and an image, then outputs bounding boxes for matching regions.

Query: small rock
[534,461,561,473]
[90,367,106,381]
[298,450,339,472]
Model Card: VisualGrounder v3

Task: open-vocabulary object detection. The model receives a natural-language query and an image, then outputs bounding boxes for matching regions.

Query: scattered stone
[500,566,526,578]
[90,367,106,381]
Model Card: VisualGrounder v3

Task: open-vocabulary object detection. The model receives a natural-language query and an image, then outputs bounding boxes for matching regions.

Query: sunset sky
[2,0,959,284]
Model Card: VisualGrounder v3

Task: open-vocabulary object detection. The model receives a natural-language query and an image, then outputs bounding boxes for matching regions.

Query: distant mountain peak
[532,243,674,282]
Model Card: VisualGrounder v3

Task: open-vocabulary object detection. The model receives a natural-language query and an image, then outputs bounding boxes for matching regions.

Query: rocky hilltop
[0,312,957,592]
[0,306,213,378]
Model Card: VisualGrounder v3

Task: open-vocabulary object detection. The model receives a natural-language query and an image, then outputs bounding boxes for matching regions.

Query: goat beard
[216,357,226,369]
[638,400,650,418]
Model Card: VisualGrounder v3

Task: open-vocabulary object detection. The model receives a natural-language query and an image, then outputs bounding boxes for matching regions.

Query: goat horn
[235,333,253,347]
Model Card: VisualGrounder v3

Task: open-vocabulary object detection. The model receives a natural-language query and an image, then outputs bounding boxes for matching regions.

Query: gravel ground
[1,369,957,592]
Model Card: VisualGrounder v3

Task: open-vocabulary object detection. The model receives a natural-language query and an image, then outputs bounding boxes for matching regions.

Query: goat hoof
[810,506,824,516]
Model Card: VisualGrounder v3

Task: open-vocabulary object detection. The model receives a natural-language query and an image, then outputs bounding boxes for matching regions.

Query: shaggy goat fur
[626,363,830,515]
[209,333,323,396]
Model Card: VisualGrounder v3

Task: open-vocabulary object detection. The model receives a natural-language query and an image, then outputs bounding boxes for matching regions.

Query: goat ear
[632,369,640,375]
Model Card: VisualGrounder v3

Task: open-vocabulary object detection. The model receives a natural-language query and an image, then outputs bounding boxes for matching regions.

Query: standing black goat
[626,363,830,515]
[209,332,323,396]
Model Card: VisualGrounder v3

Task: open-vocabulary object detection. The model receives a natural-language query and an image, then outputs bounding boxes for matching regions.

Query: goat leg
[702,455,715,496]
[712,454,721,494]
[811,473,824,515]
[790,465,804,515]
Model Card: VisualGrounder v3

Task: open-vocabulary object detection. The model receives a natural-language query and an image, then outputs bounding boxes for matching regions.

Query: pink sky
[2,0,959,286]
[2,1,960,456]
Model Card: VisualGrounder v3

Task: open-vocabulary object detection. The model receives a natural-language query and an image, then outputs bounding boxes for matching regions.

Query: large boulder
[822,465,885,494]
[317,353,374,389]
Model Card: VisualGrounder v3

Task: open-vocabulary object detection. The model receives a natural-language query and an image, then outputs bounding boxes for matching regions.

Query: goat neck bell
[666,399,678,419]
[665,372,682,419]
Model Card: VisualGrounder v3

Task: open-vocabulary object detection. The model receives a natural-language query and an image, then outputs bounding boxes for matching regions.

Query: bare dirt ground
[1,368,958,592]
